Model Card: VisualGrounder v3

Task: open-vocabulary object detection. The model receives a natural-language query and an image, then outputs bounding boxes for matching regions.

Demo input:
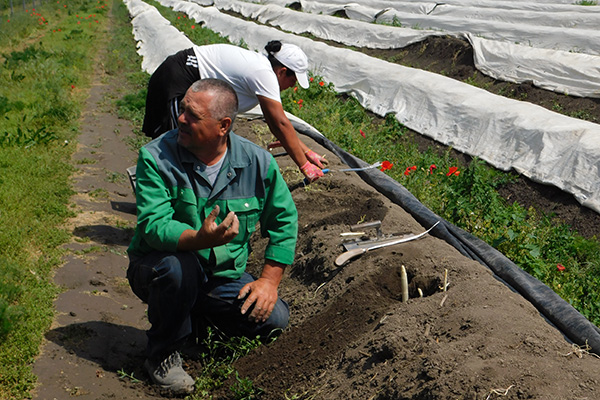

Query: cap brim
[296,71,310,89]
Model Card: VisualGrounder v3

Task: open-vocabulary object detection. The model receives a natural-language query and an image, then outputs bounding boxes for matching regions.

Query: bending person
[143,40,326,182]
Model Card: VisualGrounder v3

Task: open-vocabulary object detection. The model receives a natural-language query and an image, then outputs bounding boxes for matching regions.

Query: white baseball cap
[273,43,310,89]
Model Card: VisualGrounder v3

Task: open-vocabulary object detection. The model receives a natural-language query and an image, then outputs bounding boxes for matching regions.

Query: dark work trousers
[127,251,290,361]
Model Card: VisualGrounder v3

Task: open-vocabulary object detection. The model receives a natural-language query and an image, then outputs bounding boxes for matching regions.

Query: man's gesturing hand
[177,205,239,251]
[196,205,239,248]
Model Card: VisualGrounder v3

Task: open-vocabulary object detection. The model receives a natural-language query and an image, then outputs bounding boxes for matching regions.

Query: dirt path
[31,52,159,399]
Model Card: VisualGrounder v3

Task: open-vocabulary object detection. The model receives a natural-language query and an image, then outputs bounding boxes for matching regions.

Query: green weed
[231,372,263,400]
[117,369,142,384]
[115,89,147,127]
[190,327,265,398]
[76,157,97,164]
[89,187,110,199]
[105,170,126,184]
[377,15,403,27]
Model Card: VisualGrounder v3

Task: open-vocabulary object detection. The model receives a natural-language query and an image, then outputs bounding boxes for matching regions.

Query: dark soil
[31,28,600,400]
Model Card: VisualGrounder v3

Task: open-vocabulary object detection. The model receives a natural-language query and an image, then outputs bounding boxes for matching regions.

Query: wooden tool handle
[335,248,367,266]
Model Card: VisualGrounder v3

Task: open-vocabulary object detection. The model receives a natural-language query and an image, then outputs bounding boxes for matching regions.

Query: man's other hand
[238,277,279,323]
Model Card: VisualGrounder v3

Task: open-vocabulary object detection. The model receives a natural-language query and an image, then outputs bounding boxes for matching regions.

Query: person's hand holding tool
[305,149,328,168]
[300,161,324,183]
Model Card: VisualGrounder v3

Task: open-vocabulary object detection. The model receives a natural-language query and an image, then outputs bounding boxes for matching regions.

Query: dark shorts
[142,48,201,138]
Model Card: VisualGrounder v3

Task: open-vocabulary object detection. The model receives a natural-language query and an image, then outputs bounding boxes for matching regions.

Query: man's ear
[219,117,232,136]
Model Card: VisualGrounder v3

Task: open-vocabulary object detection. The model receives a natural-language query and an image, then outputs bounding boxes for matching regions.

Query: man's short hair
[189,79,239,127]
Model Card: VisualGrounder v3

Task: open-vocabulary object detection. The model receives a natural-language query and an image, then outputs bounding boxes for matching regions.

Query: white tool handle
[334,221,440,266]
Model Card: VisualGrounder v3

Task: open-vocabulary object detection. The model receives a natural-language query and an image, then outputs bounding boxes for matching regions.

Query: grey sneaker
[144,351,195,395]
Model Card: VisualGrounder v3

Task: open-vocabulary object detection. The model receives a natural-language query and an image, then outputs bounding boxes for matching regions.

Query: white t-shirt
[192,44,281,113]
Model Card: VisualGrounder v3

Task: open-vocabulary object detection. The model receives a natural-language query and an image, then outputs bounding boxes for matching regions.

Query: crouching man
[126,78,298,395]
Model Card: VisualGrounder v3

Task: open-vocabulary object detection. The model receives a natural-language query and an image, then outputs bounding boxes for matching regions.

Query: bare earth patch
[32,37,600,399]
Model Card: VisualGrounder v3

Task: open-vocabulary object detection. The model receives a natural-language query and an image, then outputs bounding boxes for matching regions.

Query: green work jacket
[127,130,298,279]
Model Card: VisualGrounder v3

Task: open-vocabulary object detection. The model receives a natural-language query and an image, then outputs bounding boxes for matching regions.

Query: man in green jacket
[127,78,298,395]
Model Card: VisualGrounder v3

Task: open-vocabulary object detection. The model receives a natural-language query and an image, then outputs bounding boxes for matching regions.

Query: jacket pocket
[172,188,199,228]
[226,198,261,244]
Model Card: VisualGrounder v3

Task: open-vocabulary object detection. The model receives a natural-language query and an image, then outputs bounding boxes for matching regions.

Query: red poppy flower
[191,25,195,29]
[359,129,366,138]
[293,87,297,92]
[410,165,417,171]
[319,81,324,86]
[380,161,393,171]
[429,164,437,174]
[404,168,410,176]
[298,99,303,104]
[557,264,565,271]
[446,166,460,176]
[309,77,314,82]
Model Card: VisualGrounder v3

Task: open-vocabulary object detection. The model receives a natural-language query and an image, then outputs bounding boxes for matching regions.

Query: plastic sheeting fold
[126,0,194,73]
[217,0,600,98]
[376,8,600,55]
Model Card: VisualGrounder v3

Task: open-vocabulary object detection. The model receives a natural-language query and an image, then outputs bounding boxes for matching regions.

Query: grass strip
[0,0,109,397]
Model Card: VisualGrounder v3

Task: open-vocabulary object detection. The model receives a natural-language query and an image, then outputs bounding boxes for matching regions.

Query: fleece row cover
[127,0,600,214]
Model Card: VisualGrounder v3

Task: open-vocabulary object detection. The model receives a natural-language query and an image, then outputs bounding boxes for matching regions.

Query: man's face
[177,90,225,153]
